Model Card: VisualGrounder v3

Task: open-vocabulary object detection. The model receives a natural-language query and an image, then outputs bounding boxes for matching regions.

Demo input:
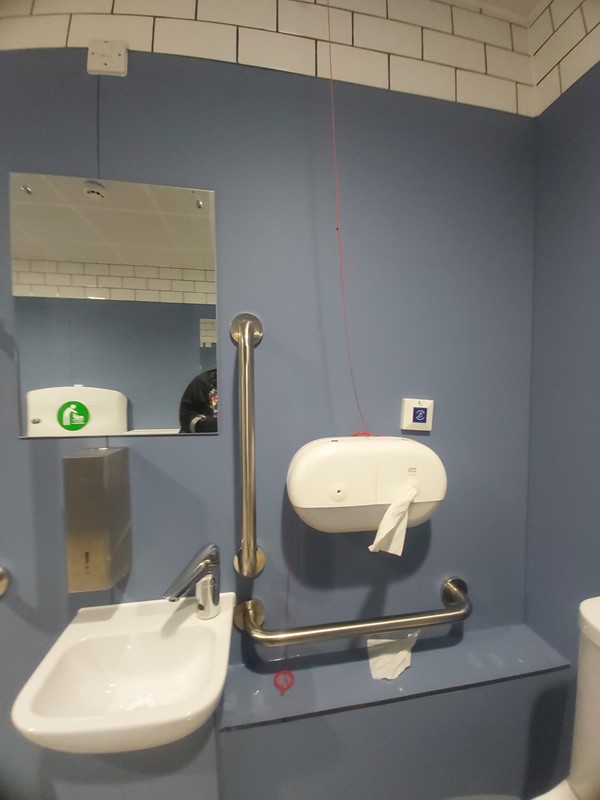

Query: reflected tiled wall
[11,258,216,304]
[0,0,598,116]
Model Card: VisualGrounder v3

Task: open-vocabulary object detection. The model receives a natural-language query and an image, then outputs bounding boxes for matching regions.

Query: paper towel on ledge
[367,631,420,680]
[368,485,419,556]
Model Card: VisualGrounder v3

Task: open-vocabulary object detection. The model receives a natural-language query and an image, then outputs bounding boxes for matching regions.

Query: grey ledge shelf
[221,624,569,731]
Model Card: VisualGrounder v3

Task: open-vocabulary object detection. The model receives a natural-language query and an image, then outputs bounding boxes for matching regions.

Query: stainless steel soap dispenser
[63,447,132,592]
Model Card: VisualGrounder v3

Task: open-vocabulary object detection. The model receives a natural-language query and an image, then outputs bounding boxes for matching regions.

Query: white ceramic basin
[11,593,235,753]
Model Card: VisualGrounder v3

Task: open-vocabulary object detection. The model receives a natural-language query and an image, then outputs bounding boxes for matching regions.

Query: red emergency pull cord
[326,1,371,435]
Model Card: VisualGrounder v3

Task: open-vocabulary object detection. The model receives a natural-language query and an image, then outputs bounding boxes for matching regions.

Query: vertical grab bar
[230,313,266,578]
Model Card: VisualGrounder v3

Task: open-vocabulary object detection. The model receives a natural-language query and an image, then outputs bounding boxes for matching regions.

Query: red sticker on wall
[273,669,295,695]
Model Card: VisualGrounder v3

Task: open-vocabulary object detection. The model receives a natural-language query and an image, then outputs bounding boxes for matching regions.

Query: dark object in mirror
[179,369,217,433]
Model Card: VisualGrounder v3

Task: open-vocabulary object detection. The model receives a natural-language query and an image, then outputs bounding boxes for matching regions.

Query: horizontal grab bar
[234,578,471,648]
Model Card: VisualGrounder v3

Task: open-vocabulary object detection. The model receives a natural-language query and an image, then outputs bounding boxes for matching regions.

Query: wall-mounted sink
[11,593,235,753]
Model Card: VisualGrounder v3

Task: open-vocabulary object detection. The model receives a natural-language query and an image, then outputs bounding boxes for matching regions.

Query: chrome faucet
[163,543,220,619]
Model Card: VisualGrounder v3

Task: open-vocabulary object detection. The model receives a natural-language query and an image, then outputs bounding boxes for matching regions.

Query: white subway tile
[45,274,71,285]
[172,280,195,291]
[516,83,537,116]
[0,14,69,49]
[34,0,110,12]
[560,21,600,89]
[187,292,207,302]
[206,292,216,303]
[487,45,533,83]
[135,289,160,302]
[72,275,98,287]
[582,0,600,30]
[457,70,517,112]
[317,40,388,88]
[534,65,561,114]
[85,287,110,300]
[20,272,46,283]
[182,268,206,281]
[354,14,421,58]
[32,260,57,272]
[315,0,386,15]
[390,55,455,101]
[437,0,485,9]
[194,281,216,292]
[110,264,135,277]
[550,0,582,28]
[98,276,123,288]
[154,18,236,62]
[58,261,84,274]
[0,1,33,17]
[68,14,153,51]
[511,23,530,54]
[12,259,30,271]
[453,8,512,47]
[239,28,315,76]
[197,0,276,30]
[84,263,109,275]
[123,277,147,289]
[159,267,183,279]
[114,0,196,18]
[31,284,58,297]
[135,265,159,278]
[423,29,485,71]
[388,0,451,33]
[110,288,136,301]
[159,291,184,303]
[148,278,171,290]
[534,8,586,81]
[529,8,554,53]
[278,0,351,45]
[12,285,31,297]
[57,286,86,298]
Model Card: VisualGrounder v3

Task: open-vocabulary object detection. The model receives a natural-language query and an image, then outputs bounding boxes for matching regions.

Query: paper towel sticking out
[368,485,419,556]
[367,631,419,680]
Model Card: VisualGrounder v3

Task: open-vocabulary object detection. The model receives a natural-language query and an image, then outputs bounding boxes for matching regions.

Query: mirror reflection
[10,173,217,437]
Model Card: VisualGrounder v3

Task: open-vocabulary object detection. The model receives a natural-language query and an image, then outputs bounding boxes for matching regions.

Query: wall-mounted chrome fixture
[230,313,265,579]
[234,578,471,647]
[164,543,221,620]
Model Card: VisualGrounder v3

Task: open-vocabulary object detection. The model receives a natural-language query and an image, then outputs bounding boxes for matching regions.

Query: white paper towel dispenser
[286,436,447,533]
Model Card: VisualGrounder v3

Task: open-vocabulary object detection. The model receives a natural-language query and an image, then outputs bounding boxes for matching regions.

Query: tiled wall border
[12,258,216,305]
[0,0,598,116]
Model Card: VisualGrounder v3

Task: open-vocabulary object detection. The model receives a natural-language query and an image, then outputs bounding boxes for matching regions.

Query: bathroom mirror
[10,173,217,437]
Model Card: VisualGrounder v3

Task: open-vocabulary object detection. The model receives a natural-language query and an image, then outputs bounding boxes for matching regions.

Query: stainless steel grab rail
[230,313,266,578]
[233,578,471,647]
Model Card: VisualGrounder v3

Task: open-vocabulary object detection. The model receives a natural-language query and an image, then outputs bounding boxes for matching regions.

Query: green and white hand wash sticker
[57,401,90,431]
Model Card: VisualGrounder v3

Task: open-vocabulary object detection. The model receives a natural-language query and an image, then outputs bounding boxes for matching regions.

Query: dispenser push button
[401,398,434,432]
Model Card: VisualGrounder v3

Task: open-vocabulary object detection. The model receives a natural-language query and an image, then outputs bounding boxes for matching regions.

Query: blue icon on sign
[413,407,427,423]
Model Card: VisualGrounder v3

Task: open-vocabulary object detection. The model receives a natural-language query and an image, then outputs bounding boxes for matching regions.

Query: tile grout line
[532,6,589,86]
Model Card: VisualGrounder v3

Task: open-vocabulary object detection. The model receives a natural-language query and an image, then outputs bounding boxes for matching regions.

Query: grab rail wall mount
[229,311,472,647]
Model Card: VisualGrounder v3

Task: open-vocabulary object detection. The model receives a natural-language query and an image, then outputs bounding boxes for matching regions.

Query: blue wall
[0,47,569,799]
[526,62,600,661]
[15,296,214,430]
